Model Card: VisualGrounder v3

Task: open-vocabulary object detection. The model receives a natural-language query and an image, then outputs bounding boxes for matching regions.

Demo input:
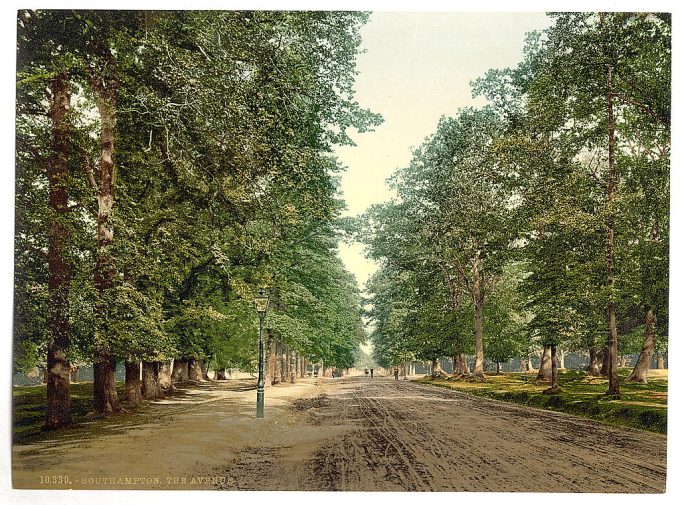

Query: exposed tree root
[430,371,449,380]
[542,386,562,395]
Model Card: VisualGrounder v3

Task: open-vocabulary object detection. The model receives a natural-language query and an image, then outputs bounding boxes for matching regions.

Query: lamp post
[254,288,270,418]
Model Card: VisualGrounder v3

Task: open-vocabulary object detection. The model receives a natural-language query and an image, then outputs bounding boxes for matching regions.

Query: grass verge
[417,369,667,434]
[13,381,136,445]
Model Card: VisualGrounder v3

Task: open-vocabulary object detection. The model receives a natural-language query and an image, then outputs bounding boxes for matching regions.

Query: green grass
[13,381,127,444]
[418,369,667,433]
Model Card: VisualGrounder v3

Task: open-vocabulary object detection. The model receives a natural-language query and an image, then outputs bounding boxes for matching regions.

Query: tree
[474,12,670,393]
[484,264,528,375]
[15,10,379,426]
[531,12,671,396]
[17,10,81,429]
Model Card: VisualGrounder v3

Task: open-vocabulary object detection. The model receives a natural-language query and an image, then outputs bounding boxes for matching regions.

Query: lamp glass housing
[254,290,269,315]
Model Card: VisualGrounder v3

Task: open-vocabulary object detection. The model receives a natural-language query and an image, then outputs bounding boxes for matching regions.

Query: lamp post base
[256,388,264,418]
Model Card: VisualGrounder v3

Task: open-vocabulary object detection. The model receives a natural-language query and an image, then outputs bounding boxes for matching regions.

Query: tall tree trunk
[171,358,188,383]
[124,360,142,405]
[290,350,297,383]
[93,357,120,414]
[270,339,277,384]
[527,357,534,372]
[602,29,620,396]
[550,344,558,389]
[472,259,485,377]
[287,346,292,381]
[187,358,196,381]
[274,339,282,384]
[458,353,469,374]
[559,349,566,369]
[536,345,551,382]
[587,347,601,375]
[628,309,657,383]
[159,361,173,391]
[44,73,72,430]
[431,357,447,378]
[600,346,611,377]
[281,344,289,382]
[142,361,163,400]
[69,365,79,383]
[200,359,210,381]
[91,75,122,414]
[656,353,665,370]
[188,359,205,382]
[443,264,465,376]
[496,362,501,374]
[265,332,274,386]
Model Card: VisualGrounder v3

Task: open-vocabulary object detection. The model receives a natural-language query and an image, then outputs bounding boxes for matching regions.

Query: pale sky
[335,12,554,288]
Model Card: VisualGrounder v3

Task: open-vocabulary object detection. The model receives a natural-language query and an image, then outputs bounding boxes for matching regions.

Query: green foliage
[364,107,519,368]
[364,12,669,380]
[15,10,378,377]
[484,266,528,365]
[14,11,669,403]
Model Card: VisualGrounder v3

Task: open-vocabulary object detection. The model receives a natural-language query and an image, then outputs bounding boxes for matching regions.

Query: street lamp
[254,288,270,418]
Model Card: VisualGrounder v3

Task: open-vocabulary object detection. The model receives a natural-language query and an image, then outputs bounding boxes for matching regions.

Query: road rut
[12,375,666,492]
[221,376,666,492]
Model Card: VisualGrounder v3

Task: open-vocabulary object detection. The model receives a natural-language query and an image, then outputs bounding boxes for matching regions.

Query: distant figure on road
[370,368,374,378]
[394,367,399,380]
[365,368,369,377]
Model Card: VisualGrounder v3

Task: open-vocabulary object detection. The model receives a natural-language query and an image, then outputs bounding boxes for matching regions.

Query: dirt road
[12,375,666,492]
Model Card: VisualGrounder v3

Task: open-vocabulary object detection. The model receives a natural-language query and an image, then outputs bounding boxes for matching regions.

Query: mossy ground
[418,369,667,433]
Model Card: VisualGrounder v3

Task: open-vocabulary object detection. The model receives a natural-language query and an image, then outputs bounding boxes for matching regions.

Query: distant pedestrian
[370,368,374,378]
[394,367,399,380]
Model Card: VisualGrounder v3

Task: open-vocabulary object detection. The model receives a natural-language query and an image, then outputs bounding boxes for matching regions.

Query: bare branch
[143,129,153,152]
[453,257,472,296]
[612,92,669,128]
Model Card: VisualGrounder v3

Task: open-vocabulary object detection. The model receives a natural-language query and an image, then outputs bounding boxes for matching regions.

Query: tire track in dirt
[298,376,666,492]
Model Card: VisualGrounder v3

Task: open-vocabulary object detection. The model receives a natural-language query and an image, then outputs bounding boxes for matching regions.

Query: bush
[639,410,666,431]
[546,395,566,408]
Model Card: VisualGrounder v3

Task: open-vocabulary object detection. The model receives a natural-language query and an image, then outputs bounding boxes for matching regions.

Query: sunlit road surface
[233,375,666,492]
[13,375,666,492]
